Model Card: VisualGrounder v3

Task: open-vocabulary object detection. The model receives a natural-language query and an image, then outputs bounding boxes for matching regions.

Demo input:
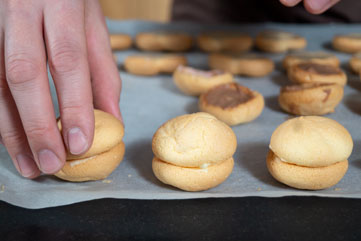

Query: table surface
[1,197,361,241]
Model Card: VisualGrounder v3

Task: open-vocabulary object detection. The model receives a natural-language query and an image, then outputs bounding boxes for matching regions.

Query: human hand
[280,0,340,14]
[0,0,122,178]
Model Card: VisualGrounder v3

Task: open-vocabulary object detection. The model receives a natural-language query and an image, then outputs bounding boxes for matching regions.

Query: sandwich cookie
[152,112,237,191]
[199,83,264,126]
[124,54,187,76]
[197,32,253,53]
[55,109,125,182]
[288,63,347,86]
[209,53,274,77]
[349,52,361,74]
[255,30,306,53]
[282,51,340,70]
[333,33,361,53]
[173,65,233,96]
[135,32,193,52]
[279,83,344,116]
[267,116,353,190]
[110,34,132,50]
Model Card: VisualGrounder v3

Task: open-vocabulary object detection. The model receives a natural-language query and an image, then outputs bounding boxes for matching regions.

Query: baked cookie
[152,112,237,191]
[349,52,361,74]
[279,83,344,116]
[282,51,340,70]
[124,54,187,76]
[209,53,274,77]
[288,62,347,86]
[173,65,233,96]
[255,30,306,53]
[267,116,353,190]
[110,34,132,50]
[55,109,125,182]
[197,32,253,53]
[135,32,193,52]
[333,33,361,53]
[199,83,264,126]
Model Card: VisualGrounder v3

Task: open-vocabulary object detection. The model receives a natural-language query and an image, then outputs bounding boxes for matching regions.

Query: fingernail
[16,154,37,177]
[38,149,62,174]
[308,0,330,11]
[67,127,88,155]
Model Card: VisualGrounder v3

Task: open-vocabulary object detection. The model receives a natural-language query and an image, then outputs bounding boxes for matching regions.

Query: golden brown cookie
[282,51,340,70]
[278,83,344,116]
[173,65,233,96]
[255,30,307,53]
[209,53,274,77]
[135,32,193,52]
[199,83,264,126]
[288,63,347,86]
[152,112,237,191]
[333,33,361,53]
[124,54,187,76]
[55,110,125,182]
[197,32,253,53]
[267,116,353,190]
[110,34,132,50]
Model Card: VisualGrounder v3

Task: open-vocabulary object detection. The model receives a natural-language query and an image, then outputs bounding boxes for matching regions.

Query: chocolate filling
[204,83,254,108]
[298,63,340,75]
[281,83,333,92]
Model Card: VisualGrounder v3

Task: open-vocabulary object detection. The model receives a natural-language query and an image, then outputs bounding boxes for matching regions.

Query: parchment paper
[1,20,361,209]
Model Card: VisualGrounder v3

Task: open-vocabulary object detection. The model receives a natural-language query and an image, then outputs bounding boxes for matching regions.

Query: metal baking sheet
[1,20,361,209]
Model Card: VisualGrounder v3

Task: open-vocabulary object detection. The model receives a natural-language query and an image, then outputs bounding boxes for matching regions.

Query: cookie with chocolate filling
[199,83,264,126]
[197,32,253,53]
[282,51,340,70]
[333,33,361,53]
[173,65,233,96]
[255,30,307,53]
[209,53,274,77]
[279,83,344,116]
[288,62,347,86]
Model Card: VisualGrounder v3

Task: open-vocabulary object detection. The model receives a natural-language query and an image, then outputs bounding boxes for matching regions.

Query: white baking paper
[1,20,361,209]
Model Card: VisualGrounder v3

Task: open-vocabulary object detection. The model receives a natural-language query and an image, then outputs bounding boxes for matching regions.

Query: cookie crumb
[334,187,341,191]
[128,174,132,178]
[257,187,262,191]
[102,180,112,184]
[0,184,5,193]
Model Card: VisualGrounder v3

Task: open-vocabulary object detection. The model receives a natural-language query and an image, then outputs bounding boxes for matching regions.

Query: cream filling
[69,155,97,167]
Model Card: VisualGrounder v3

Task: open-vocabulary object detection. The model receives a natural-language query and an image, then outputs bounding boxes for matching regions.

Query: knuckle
[6,53,40,86]
[61,103,88,117]
[49,41,82,75]
[1,129,26,148]
[25,122,52,139]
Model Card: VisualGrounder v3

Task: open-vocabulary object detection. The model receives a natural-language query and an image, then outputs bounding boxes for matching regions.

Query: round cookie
[135,32,193,52]
[110,34,132,50]
[288,62,347,86]
[152,157,234,192]
[197,32,253,53]
[124,54,187,76]
[282,51,340,70]
[199,83,264,126]
[278,83,344,116]
[255,30,307,53]
[349,52,361,74]
[173,65,233,96]
[152,112,237,168]
[209,53,274,77]
[55,109,125,182]
[267,116,353,190]
[333,33,361,53]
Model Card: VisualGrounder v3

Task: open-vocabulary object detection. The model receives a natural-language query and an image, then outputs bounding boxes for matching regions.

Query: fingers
[0,30,40,178]
[44,0,94,155]
[279,0,303,7]
[304,0,340,14]
[4,1,65,174]
[85,0,122,122]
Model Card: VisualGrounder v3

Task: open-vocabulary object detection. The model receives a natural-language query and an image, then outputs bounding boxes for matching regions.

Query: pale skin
[0,0,340,179]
